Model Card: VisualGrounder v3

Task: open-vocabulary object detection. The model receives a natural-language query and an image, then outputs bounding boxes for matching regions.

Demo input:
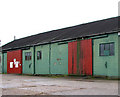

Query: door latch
[105,62,107,68]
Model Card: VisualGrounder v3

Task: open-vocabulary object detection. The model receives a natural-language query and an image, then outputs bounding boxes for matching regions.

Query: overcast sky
[0,0,119,46]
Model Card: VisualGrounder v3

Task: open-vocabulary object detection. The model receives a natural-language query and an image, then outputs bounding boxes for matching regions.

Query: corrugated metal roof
[2,16,119,51]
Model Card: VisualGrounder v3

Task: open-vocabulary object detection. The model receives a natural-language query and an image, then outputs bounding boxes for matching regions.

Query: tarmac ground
[0,74,119,96]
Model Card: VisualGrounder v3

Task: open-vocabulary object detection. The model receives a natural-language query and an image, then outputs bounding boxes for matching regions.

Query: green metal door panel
[35,45,49,74]
[93,43,107,76]
[118,36,120,78]
[0,52,2,73]
[93,33,118,77]
[22,47,34,74]
[50,43,68,74]
[3,53,7,73]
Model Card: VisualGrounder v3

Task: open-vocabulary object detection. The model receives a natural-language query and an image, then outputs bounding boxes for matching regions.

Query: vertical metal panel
[68,41,77,74]
[0,52,2,73]
[72,41,77,74]
[2,53,7,73]
[79,39,92,75]
[118,36,120,78]
[35,44,50,74]
[68,42,72,74]
[22,47,34,74]
[50,43,68,74]
[78,41,83,75]
[7,50,22,74]
[77,41,80,74]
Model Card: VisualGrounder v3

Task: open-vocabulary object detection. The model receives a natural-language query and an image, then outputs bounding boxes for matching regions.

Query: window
[37,51,42,60]
[99,43,114,56]
[25,52,32,61]
[25,53,27,60]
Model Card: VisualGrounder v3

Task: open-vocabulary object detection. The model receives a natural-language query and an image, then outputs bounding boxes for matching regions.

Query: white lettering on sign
[9,59,21,68]
[15,62,19,68]
[10,62,13,68]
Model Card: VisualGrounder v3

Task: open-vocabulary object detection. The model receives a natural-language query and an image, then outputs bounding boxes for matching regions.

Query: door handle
[29,63,32,68]
[105,62,107,68]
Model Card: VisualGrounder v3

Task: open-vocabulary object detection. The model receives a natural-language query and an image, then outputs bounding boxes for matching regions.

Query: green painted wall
[93,33,118,77]
[2,53,7,73]
[22,47,34,74]
[0,52,2,73]
[35,44,50,74]
[50,43,68,74]
[118,36,120,78]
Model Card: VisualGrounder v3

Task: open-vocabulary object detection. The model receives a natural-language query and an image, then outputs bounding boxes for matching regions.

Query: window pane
[25,56,27,60]
[37,51,42,60]
[40,51,42,59]
[105,44,109,50]
[25,53,27,60]
[100,44,104,56]
[110,43,114,55]
[30,52,32,60]
[104,50,109,56]
[37,51,39,60]
[25,52,32,61]
[37,52,40,59]
[28,52,30,60]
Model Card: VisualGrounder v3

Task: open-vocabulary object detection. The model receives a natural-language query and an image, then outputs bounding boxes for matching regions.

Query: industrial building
[1,16,120,78]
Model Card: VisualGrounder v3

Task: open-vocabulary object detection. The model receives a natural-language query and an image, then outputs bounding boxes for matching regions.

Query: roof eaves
[2,29,119,52]
[50,29,119,43]
[82,29,119,38]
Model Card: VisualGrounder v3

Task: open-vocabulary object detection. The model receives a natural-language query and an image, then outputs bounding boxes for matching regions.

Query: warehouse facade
[1,16,120,78]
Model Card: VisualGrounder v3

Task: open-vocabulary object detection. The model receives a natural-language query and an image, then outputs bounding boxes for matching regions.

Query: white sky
[0,0,119,46]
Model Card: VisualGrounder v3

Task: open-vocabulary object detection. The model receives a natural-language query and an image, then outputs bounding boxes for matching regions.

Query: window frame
[25,52,32,61]
[99,42,114,56]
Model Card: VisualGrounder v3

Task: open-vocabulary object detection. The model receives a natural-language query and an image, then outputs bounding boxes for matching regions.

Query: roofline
[2,29,119,52]
[3,16,119,44]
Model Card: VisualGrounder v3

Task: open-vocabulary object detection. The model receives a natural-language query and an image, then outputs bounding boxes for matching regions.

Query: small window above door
[25,52,32,61]
[37,51,42,60]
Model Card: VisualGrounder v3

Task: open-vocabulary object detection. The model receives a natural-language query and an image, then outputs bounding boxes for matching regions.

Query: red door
[7,50,22,74]
[68,41,77,74]
[79,39,92,75]
[68,39,92,75]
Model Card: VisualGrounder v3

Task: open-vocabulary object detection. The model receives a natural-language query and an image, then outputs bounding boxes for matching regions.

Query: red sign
[7,50,22,74]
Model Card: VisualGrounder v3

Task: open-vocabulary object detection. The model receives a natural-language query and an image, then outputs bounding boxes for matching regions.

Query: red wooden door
[7,50,22,74]
[68,39,92,75]
[79,39,92,75]
[68,41,77,74]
